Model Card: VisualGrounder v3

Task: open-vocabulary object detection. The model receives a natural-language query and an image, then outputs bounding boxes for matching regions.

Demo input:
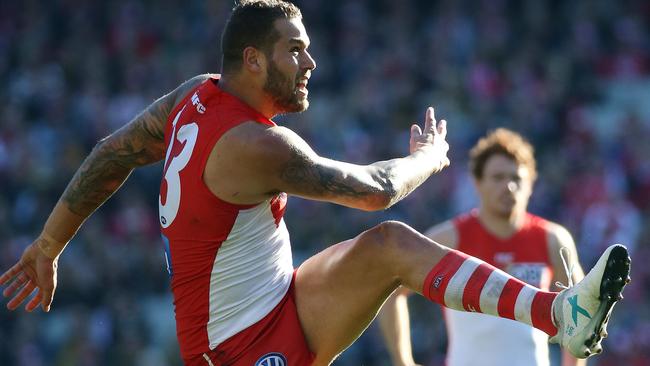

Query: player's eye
[290,47,301,54]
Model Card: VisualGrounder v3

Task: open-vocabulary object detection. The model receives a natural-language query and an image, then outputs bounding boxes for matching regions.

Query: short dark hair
[221,0,302,74]
[469,128,538,181]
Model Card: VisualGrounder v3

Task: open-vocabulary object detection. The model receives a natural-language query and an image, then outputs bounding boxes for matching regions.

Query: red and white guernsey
[445,210,554,366]
[158,78,293,358]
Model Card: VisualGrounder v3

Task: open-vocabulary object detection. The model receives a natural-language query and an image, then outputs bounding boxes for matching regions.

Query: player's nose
[302,50,316,70]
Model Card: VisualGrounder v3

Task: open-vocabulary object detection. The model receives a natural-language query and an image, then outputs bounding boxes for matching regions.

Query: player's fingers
[437,119,448,139]
[41,284,56,312]
[26,291,42,312]
[0,263,22,285]
[2,273,27,298]
[6,281,37,310]
[423,107,436,134]
[410,124,422,138]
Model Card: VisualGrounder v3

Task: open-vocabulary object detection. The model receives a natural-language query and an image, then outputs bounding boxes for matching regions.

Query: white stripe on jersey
[206,199,293,349]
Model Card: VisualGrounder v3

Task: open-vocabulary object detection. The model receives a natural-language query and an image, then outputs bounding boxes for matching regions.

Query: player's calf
[422,249,558,335]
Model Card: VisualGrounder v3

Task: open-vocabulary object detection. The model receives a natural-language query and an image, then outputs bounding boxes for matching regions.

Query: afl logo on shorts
[255,352,287,366]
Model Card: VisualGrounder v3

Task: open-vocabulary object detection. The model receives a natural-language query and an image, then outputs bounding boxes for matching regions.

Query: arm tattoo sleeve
[61,99,169,216]
[280,147,395,199]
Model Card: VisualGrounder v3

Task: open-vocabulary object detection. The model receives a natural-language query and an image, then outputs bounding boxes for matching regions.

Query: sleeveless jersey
[158,78,293,358]
[445,210,554,366]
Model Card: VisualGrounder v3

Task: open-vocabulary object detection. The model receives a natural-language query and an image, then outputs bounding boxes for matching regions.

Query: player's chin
[287,98,309,113]
[497,206,516,218]
[297,98,309,111]
[492,201,515,217]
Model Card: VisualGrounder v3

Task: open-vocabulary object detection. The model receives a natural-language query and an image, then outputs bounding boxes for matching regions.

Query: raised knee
[349,221,422,277]
[363,220,417,252]
[374,220,413,241]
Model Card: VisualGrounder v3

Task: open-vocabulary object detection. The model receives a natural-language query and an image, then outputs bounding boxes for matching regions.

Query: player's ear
[242,47,266,73]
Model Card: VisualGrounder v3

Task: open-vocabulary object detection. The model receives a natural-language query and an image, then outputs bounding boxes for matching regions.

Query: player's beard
[264,60,309,114]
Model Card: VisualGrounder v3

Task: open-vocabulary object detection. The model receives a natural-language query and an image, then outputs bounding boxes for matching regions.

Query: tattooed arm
[45,74,215,253]
[44,92,172,248]
[204,107,450,211]
[0,74,215,312]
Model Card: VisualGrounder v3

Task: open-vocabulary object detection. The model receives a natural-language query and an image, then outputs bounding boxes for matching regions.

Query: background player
[379,128,586,366]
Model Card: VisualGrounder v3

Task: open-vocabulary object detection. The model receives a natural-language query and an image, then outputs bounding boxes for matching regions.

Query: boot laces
[555,247,574,290]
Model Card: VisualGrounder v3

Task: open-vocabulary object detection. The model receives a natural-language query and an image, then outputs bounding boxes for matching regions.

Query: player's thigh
[295,238,394,364]
[295,221,437,364]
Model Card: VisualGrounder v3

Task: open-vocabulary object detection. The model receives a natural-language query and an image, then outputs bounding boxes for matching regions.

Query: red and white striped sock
[423,249,558,336]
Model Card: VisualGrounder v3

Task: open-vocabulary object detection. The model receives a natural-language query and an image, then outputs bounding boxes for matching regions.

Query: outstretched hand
[0,237,59,312]
[409,107,450,173]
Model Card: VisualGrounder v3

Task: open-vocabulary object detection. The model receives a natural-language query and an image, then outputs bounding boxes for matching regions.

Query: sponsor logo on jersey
[255,353,287,366]
[507,263,550,288]
[191,92,206,114]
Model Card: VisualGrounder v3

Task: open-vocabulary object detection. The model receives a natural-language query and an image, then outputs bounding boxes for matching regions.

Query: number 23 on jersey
[159,106,199,228]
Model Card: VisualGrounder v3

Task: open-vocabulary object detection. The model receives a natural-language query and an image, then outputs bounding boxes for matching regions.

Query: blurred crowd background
[1,0,649,365]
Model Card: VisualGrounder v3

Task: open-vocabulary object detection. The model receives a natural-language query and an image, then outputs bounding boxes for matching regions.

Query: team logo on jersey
[255,353,287,366]
[494,252,514,266]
